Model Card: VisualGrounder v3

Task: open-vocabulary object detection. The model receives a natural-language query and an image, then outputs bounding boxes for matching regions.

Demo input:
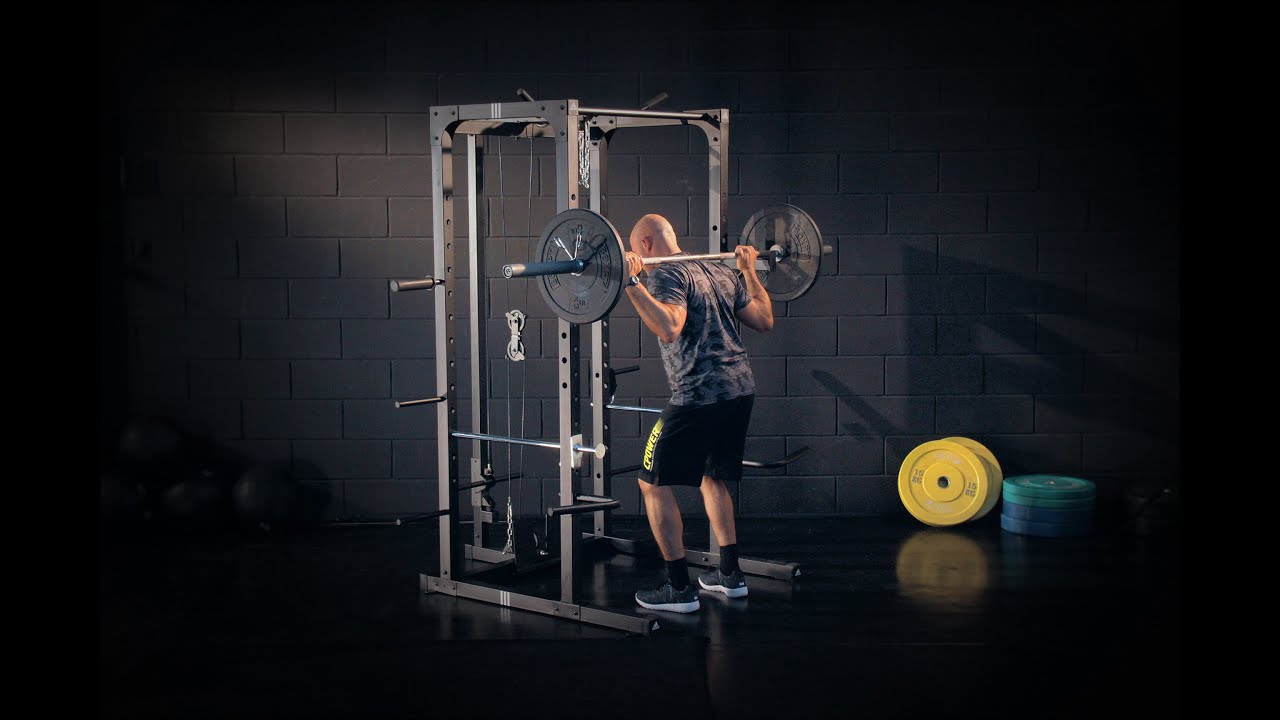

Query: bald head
[629,214,681,258]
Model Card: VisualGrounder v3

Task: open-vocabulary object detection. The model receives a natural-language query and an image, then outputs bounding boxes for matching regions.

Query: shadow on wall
[871,240,1176,531]
[813,369,894,436]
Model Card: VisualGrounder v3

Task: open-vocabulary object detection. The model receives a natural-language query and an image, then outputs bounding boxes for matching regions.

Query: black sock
[666,557,689,590]
[719,544,740,575]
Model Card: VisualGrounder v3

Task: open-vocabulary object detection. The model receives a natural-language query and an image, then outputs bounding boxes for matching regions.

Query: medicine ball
[231,463,299,531]
[159,468,232,533]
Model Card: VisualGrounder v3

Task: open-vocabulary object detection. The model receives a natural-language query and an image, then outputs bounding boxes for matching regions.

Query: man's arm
[623,252,686,343]
[733,245,773,332]
[626,280,687,344]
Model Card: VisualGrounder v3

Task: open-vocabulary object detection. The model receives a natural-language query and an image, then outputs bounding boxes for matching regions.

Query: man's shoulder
[650,260,691,281]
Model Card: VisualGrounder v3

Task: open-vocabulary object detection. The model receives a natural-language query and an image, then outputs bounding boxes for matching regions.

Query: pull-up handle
[640,91,669,110]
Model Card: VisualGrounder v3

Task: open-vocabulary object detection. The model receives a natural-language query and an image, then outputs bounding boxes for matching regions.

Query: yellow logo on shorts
[643,419,664,471]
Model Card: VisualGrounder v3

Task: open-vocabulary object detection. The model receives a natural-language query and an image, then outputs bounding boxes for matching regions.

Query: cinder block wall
[99,0,1181,524]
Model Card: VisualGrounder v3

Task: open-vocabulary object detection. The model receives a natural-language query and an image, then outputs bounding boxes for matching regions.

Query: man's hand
[734,244,759,274]
[625,251,645,279]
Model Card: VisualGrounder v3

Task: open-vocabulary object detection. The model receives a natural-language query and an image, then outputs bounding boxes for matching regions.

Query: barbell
[452,430,606,470]
[502,204,830,324]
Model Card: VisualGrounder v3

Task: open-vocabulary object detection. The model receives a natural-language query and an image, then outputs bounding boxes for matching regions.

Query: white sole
[698,577,749,598]
[635,597,700,613]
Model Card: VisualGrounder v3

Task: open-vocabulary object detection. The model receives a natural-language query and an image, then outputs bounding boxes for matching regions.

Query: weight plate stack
[999,474,1095,537]
[897,439,995,527]
[940,436,1002,521]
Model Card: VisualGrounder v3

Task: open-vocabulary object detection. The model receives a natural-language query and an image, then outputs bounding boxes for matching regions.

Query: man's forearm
[742,270,772,316]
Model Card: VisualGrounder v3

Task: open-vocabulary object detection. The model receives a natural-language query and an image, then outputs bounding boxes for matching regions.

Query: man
[622,213,774,613]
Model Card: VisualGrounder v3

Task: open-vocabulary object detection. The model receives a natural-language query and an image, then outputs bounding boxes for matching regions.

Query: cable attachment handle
[505,309,526,361]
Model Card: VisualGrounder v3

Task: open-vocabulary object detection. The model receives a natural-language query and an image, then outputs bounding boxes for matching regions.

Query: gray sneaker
[635,581,700,613]
[698,567,748,598]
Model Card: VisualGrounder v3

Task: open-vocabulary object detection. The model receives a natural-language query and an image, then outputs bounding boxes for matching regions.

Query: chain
[504,493,515,553]
[578,120,591,189]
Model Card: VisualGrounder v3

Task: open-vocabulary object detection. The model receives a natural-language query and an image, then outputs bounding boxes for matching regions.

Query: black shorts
[638,394,754,487]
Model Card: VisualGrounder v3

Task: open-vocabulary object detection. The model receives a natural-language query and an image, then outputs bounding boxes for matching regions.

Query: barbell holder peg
[395,396,446,408]
[547,495,622,518]
[390,278,443,292]
[606,403,663,414]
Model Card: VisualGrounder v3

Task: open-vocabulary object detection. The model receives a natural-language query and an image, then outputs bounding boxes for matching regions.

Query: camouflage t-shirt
[646,254,756,406]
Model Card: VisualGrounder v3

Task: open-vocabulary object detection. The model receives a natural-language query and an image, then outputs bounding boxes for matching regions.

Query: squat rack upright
[395,98,799,635]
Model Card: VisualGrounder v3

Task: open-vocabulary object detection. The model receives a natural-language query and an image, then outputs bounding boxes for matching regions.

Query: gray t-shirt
[646,254,756,406]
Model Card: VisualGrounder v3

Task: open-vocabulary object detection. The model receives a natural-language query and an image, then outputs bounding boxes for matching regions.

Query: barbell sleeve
[503,259,586,278]
[390,278,442,292]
